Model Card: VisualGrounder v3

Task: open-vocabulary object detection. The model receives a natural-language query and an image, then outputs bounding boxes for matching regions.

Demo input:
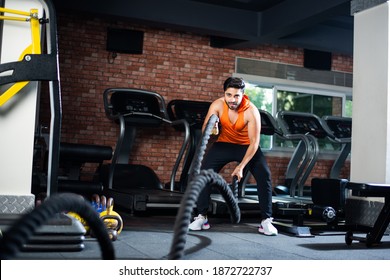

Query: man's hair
[223,77,245,92]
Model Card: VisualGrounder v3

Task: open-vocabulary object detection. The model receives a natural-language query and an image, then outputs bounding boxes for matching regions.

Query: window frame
[235,73,352,158]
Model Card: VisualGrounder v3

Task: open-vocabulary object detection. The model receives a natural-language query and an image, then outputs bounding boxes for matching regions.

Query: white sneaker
[258,218,278,236]
[188,214,210,231]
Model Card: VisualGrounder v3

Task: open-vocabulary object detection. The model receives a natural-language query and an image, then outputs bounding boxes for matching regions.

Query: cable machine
[0,0,84,252]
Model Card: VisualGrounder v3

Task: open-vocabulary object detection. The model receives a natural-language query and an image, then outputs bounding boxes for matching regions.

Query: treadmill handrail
[280,132,313,197]
[242,110,314,198]
[277,111,351,193]
[114,111,191,191]
[322,115,352,179]
[103,88,190,192]
[166,99,211,191]
[296,133,319,197]
[168,118,190,191]
[276,111,320,197]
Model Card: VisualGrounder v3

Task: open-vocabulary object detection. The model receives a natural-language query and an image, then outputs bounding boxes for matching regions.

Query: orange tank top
[217,95,251,145]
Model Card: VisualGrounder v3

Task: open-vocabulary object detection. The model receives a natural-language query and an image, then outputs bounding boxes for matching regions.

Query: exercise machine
[198,109,317,218]
[58,143,113,195]
[239,109,285,197]
[166,99,211,192]
[101,88,190,213]
[274,111,352,236]
[258,111,319,236]
[237,110,347,236]
[310,115,352,228]
[166,103,270,215]
[322,115,352,179]
[344,182,390,247]
[276,111,323,198]
[208,109,317,216]
[33,142,113,196]
[0,0,87,252]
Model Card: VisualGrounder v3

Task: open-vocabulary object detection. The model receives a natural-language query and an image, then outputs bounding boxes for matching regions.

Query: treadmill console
[125,100,151,113]
[278,111,327,138]
[167,100,211,130]
[111,93,161,116]
[260,110,282,136]
[323,116,352,139]
[104,88,168,127]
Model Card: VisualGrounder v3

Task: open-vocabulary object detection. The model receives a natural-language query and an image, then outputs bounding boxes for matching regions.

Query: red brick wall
[40,13,353,188]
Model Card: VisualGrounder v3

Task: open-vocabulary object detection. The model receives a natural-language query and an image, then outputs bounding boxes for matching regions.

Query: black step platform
[345,182,390,247]
[0,213,86,252]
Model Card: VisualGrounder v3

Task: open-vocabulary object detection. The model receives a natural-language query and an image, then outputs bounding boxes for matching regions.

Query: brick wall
[39,13,353,188]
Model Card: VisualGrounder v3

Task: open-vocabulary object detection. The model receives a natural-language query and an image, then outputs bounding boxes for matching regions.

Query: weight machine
[0,0,85,252]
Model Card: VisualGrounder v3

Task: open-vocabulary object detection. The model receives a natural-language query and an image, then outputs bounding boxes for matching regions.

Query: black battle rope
[231,175,239,199]
[0,193,114,260]
[168,169,240,260]
[187,114,219,183]
[187,112,238,200]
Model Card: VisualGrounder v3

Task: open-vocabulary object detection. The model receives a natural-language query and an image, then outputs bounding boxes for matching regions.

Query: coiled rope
[1,114,240,260]
[0,192,114,260]
[168,169,240,260]
[168,114,241,260]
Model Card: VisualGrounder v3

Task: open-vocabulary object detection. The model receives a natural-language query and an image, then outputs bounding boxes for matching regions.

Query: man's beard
[226,101,240,110]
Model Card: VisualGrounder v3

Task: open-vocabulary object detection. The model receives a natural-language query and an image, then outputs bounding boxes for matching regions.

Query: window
[244,79,352,153]
[244,83,273,149]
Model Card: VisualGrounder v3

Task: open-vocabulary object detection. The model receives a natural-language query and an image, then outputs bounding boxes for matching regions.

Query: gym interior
[1,0,390,263]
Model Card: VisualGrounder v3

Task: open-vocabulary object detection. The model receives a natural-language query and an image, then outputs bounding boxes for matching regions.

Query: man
[189,77,277,236]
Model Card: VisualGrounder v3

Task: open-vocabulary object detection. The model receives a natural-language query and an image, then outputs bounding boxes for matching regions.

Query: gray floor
[10,212,390,260]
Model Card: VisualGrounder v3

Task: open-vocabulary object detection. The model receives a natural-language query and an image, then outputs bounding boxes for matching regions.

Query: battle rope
[168,169,240,260]
[0,113,240,260]
[0,192,114,260]
[189,113,239,198]
[187,113,239,201]
[168,114,241,260]
[187,114,219,183]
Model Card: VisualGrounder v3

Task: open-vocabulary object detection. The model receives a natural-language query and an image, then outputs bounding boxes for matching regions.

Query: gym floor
[10,210,390,260]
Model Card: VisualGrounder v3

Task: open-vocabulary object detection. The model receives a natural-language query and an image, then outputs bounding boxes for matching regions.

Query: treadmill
[209,109,317,215]
[250,111,319,236]
[310,116,352,230]
[166,103,270,215]
[240,110,319,201]
[166,99,211,192]
[0,0,86,253]
[234,110,322,236]
[276,111,325,198]
[101,88,190,213]
[275,111,352,235]
[322,115,352,179]
[166,99,256,214]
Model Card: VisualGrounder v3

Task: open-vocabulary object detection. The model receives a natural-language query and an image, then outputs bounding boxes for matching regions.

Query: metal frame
[0,0,62,196]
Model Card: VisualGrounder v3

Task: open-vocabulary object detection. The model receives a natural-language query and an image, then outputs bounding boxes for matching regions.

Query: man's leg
[248,149,277,235]
[196,143,232,215]
[248,148,273,219]
[189,143,232,230]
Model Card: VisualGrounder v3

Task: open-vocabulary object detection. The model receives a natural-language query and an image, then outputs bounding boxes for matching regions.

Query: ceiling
[51,0,354,55]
